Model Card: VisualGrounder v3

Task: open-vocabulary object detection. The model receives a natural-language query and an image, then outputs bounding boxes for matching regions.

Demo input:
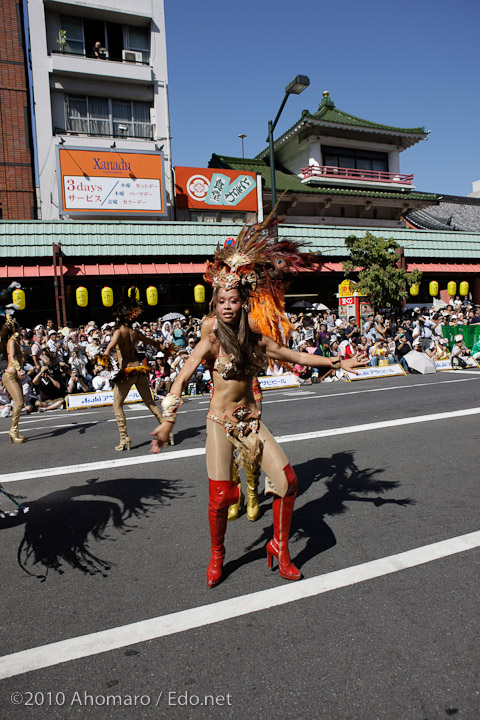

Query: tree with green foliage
[342,232,422,312]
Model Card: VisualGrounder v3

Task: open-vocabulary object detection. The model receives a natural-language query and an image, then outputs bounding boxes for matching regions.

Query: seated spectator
[91,364,113,392]
[0,377,12,417]
[470,307,480,324]
[344,318,360,343]
[169,349,189,383]
[395,331,413,372]
[161,321,173,344]
[18,369,37,413]
[316,322,330,346]
[370,339,393,366]
[451,334,471,369]
[357,335,371,356]
[85,334,101,362]
[385,334,396,361]
[329,340,341,360]
[470,336,480,361]
[66,369,89,394]
[334,318,346,340]
[185,336,197,355]
[293,342,313,384]
[150,353,170,396]
[344,337,359,360]
[374,315,387,340]
[428,337,450,360]
[46,329,60,354]
[32,350,65,411]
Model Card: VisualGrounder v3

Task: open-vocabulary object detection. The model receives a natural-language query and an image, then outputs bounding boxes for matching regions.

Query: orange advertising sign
[57,147,167,215]
[175,167,258,211]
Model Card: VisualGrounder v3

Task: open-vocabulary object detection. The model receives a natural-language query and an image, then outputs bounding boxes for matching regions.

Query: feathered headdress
[204,205,320,345]
[112,286,143,323]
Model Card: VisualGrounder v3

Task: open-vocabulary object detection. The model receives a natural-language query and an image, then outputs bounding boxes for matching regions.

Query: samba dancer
[151,213,368,588]
[201,315,262,522]
[103,290,173,451]
[1,315,26,444]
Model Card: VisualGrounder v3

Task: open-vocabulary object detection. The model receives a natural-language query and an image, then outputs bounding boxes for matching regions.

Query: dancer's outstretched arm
[260,335,369,374]
[150,337,211,453]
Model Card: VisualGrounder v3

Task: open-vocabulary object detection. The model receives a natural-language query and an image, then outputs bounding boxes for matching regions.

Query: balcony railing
[300,165,413,186]
[51,49,149,65]
[57,124,154,140]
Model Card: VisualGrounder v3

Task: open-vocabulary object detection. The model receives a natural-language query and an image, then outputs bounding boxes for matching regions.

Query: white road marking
[444,369,480,374]
[2,405,480,484]
[2,376,477,436]
[0,530,478,680]
[263,376,478,406]
[281,390,316,396]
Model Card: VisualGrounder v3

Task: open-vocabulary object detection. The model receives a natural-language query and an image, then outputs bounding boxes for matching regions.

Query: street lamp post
[238,133,246,159]
[267,75,310,212]
[238,133,246,170]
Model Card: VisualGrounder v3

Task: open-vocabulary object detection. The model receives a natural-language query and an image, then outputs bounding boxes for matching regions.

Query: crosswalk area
[1,373,479,718]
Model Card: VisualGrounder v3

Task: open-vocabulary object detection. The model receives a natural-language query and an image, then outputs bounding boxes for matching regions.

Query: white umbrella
[161,312,185,321]
[312,302,330,311]
[403,350,436,374]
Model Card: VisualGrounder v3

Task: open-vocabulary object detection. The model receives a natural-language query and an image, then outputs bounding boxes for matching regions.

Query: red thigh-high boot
[207,479,240,588]
[266,464,302,581]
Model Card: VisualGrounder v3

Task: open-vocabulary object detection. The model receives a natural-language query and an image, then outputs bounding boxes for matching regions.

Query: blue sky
[165,0,479,197]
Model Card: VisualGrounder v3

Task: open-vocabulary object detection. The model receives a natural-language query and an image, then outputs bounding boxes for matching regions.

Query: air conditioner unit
[122,50,143,64]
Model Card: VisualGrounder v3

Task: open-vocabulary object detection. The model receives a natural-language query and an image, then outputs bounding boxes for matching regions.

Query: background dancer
[1,315,26,444]
[151,212,368,588]
[104,289,172,451]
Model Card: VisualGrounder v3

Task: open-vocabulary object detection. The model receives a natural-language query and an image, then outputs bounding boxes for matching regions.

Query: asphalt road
[1,369,479,720]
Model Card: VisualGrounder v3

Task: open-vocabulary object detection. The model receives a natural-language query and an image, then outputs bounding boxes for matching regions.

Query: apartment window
[58,15,149,62]
[322,146,388,173]
[62,16,85,55]
[124,26,149,63]
[66,95,152,139]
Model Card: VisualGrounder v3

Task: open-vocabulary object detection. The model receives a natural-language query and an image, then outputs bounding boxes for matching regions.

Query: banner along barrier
[435,359,453,371]
[461,357,480,368]
[66,387,144,411]
[258,373,300,390]
[342,364,407,382]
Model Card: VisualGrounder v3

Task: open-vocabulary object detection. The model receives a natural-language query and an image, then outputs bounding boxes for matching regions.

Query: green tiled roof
[255,92,427,159]
[1,221,479,260]
[305,92,426,135]
[210,154,437,202]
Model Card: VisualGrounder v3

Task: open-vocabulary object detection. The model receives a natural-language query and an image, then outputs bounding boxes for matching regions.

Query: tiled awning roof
[407,262,480,273]
[0,262,207,278]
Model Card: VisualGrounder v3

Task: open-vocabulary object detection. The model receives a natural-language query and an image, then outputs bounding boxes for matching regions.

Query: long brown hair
[0,317,18,360]
[213,285,266,375]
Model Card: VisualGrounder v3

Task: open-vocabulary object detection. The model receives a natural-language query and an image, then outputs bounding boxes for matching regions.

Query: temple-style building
[209,91,436,228]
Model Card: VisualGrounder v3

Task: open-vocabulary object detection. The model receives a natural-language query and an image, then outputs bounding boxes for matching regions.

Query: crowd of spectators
[286,297,480,383]
[0,315,206,417]
[1,296,479,415]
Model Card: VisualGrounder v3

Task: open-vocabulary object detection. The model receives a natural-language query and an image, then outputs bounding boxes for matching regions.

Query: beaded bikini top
[213,353,258,381]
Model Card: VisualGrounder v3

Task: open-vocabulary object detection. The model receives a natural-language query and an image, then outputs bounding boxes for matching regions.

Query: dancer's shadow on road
[28,420,102,440]
[240,450,415,572]
[9,476,184,581]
